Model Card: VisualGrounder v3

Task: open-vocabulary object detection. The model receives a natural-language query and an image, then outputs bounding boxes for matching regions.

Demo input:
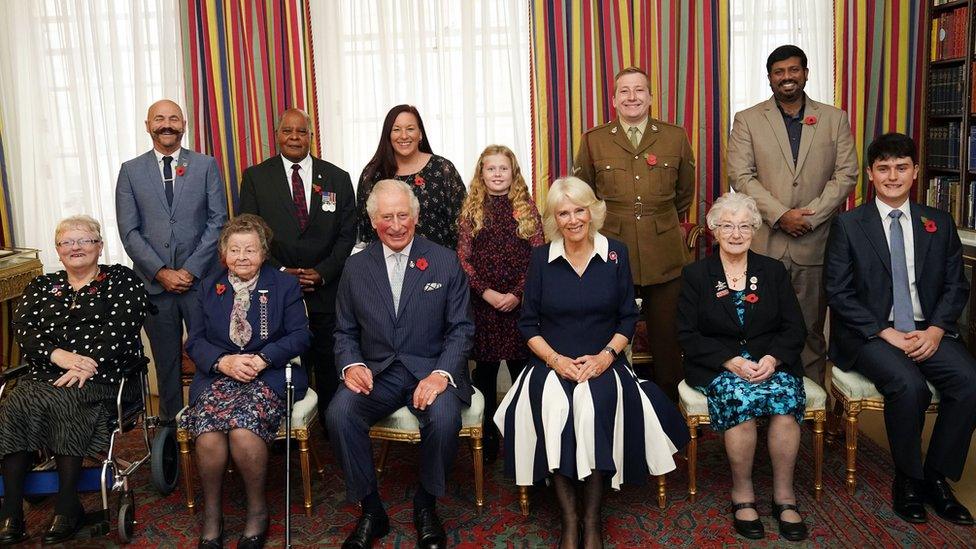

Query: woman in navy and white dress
[494,177,688,548]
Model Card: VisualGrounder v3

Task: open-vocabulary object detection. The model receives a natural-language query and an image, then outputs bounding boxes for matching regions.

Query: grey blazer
[115,148,228,294]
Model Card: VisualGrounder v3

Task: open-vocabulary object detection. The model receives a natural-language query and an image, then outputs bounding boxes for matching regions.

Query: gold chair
[828,365,940,495]
[370,387,486,511]
[678,377,827,502]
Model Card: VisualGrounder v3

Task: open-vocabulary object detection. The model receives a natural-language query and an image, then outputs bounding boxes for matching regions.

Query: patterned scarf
[228,272,259,349]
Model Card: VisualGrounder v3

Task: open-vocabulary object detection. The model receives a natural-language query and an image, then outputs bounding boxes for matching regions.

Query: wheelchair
[0,355,181,543]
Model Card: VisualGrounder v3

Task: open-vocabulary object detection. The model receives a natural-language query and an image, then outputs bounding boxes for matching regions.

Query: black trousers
[306,311,338,424]
[471,359,526,436]
[853,336,976,480]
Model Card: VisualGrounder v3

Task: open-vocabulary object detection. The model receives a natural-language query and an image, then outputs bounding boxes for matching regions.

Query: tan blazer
[727,96,859,265]
[573,118,696,286]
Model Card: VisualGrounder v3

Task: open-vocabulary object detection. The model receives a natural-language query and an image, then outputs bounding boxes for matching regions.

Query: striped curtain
[529,0,729,222]
[181,0,321,212]
[0,112,18,368]
[834,0,925,207]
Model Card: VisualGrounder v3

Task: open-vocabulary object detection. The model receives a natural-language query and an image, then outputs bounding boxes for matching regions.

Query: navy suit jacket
[238,155,357,314]
[677,251,806,388]
[825,200,969,370]
[334,237,475,404]
[185,264,312,403]
[116,148,228,294]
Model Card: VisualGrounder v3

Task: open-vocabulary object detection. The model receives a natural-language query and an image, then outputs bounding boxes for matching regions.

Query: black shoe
[893,472,927,524]
[41,514,83,545]
[237,517,269,549]
[0,517,27,545]
[197,519,223,549]
[771,500,808,541]
[341,512,390,549]
[925,476,975,526]
[731,502,764,540]
[413,506,446,549]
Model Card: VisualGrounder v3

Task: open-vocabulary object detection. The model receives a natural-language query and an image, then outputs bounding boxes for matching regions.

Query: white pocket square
[423,282,443,291]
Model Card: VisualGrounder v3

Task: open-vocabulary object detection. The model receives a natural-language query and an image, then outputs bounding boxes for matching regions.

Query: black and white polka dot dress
[0,264,149,456]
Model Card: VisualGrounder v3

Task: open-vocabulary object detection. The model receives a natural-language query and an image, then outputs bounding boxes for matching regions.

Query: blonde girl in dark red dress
[457,145,544,462]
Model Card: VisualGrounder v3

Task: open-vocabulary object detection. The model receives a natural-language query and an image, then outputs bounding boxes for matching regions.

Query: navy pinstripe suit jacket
[334,236,474,404]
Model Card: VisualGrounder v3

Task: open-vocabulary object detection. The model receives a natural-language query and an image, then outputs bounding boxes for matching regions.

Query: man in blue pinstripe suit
[327,179,473,549]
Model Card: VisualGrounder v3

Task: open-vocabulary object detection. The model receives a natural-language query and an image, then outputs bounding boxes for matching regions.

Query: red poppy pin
[95,271,107,282]
[645,153,658,167]
[414,175,425,188]
[175,165,187,177]
[608,250,618,263]
[803,115,817,126]
[87,286,98,295]
[744,293,759,303]
[215,283,226,295]
[312,184,322,195]
[415,257,429,271]
[920,216,937,233]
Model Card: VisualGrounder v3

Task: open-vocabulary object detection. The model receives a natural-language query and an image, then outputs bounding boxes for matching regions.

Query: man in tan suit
[727,45,859,385]
[574,66,696,401]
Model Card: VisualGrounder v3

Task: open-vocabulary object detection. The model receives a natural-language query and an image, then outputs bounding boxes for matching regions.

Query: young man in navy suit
[825,132,976,525]
[327,179,473,549]
[116,99,228,424]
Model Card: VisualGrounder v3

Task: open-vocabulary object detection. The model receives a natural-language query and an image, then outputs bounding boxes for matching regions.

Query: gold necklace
[727,271,746,284]
[68,268,100,309]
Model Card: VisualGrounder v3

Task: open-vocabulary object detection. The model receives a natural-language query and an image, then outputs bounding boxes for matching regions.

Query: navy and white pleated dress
[494,235,689,489]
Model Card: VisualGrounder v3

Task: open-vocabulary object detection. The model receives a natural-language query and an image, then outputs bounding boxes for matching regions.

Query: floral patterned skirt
[698,371,805,432]
[179,377,284,443]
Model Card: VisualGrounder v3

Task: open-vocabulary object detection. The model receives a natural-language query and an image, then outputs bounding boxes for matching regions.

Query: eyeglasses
[56,238,101,249]
[716,223,754,236]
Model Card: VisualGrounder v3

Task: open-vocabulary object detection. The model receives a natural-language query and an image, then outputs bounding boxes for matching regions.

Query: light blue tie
[391,252,405,315]
[888,210,916,332]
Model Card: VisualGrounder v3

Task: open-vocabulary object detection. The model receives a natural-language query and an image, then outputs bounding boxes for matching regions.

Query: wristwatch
[602,346,618,359]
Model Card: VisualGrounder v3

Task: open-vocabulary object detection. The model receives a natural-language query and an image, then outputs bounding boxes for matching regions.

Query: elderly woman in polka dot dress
[0,215,150,546]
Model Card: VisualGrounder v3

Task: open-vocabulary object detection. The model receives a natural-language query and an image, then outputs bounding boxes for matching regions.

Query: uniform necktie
[628,126,640,148]
[291,164,309,230]
[162,156,174,206]
[888,210,916,332]
[391,252,405,315]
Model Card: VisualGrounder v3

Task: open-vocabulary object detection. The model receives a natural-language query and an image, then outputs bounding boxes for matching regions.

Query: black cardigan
[676,250,806,388]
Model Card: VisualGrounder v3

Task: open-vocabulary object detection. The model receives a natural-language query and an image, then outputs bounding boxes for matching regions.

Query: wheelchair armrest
[0,364,31,385]
[119,356,150,378]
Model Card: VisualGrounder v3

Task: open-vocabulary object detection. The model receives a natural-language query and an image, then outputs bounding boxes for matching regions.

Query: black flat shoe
[41,514,83,545]
[771,500,808,541]
[0,517,27,545]
[198,519,223,549]
[925,477,975,526]
[731,502,764,540]
[413,506,446,549]
[238,517,270,549]
[893,472,927,524]
[342,512,390,549]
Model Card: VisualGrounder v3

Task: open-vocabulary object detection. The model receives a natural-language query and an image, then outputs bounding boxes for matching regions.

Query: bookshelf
[922,0,975,228]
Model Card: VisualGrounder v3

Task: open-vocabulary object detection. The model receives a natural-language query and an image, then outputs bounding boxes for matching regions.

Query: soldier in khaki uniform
[574,67,695,401]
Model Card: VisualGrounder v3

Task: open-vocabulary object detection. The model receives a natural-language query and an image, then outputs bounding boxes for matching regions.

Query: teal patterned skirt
[698,370,805,432]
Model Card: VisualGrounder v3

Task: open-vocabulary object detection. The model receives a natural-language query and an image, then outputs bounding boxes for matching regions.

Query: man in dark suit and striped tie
[825,133,976,526]
[327,179,474,549]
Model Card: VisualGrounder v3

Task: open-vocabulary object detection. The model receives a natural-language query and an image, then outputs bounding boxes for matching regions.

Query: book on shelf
[929,64,965,115]
[926,175,964,226]
[926,121,962,170]
[931,7,968,61]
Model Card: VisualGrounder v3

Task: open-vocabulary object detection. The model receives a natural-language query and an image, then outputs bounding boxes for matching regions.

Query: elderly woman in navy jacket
[181,214,311,549]
[677,193,808,542]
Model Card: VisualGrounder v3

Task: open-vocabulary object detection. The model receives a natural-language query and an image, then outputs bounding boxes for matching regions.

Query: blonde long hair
[459,145,538,239]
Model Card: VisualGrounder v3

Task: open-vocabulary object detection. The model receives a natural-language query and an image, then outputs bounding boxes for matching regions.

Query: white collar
[381,239,414,260]
[548,233,609,263]
[153,148,181,163]
[281,153,312,169]
[875,197,911,221]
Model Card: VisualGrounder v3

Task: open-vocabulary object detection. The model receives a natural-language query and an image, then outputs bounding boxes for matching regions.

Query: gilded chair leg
[813,416,824,502]
[375,439,391,475]
[518,485,529,516]
[310,441,326,478]
[686,419,698,503]
[845,407,860,496]
[656,475,667,509]
[470,435,484,512]
[299,438,313,516]
[178,434,195,511]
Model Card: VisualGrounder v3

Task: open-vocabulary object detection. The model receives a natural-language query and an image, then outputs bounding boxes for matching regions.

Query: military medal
[258,290,269,340]
[322,191,337,212]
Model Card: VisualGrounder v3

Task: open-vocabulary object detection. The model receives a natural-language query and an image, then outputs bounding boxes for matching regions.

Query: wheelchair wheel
[150,426,179,495]
[117,501,135,543]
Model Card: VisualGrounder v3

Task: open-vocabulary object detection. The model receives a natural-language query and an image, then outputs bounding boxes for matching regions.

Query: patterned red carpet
[17,426,976,547]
